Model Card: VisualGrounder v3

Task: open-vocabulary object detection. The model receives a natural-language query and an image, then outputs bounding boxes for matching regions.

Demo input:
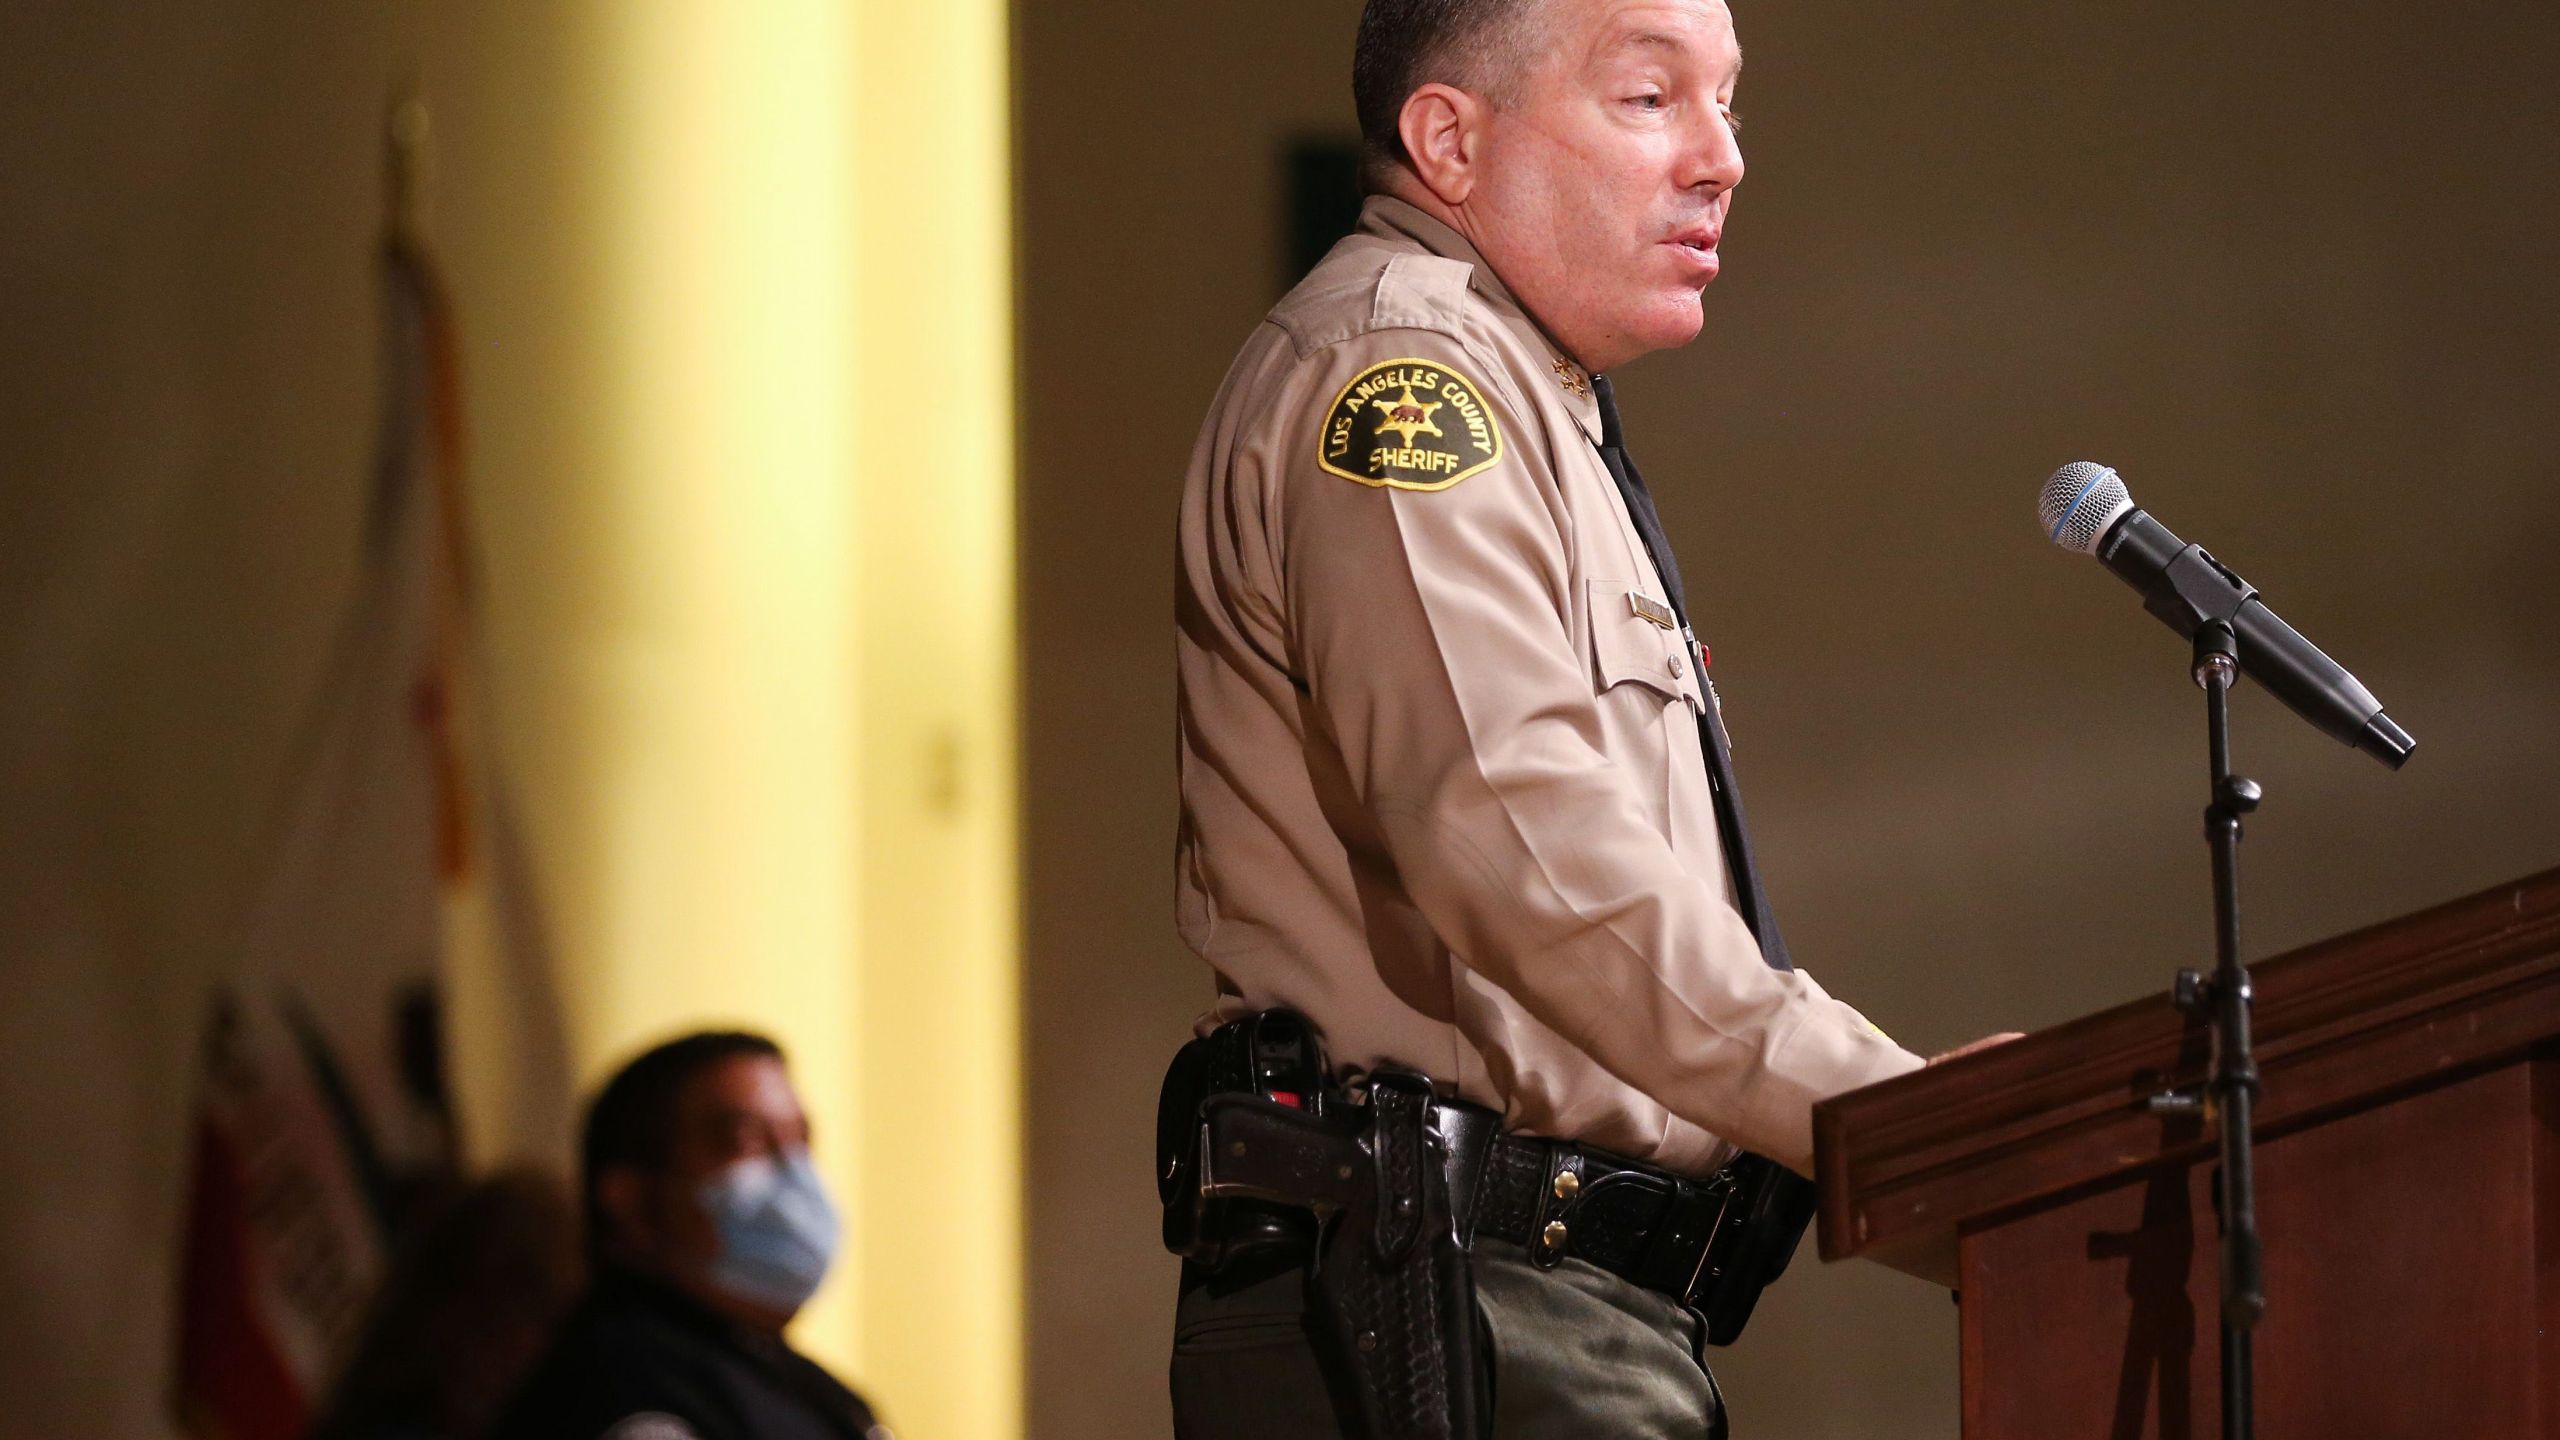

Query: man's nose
[1681,112,1745,194]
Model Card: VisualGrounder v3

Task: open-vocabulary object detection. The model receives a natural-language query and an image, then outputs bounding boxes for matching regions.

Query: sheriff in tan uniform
[1174,194,1921,1179]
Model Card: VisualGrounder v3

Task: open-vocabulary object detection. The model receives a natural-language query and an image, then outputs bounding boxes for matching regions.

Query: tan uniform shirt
[1174,195,1921,1177]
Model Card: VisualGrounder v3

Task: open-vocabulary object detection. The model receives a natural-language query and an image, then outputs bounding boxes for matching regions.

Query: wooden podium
[1815,869,2560,1438]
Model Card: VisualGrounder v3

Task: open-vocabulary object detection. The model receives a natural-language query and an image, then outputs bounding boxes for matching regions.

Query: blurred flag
[172,987,394,1440]
[172,168,574,1440]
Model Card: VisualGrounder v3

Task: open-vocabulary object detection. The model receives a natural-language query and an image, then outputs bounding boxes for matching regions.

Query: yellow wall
[843,4,1022,1432]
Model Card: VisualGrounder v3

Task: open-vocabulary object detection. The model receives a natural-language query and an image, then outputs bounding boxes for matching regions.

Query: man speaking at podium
[1164,0,2011,1434]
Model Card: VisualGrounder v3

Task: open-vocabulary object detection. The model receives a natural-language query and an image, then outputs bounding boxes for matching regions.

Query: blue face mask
[696,1149,841,1314]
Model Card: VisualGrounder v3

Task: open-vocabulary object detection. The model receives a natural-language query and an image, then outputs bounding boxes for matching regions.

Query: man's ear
[594,1166,652,1251]
[1396,82,1489,205]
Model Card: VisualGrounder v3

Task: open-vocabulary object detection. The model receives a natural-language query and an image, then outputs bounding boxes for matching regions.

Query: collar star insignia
[1369,385,1445,446]
[1551,358,1589,398]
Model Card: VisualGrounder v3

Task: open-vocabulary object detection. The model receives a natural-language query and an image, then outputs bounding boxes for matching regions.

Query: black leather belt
[1430,1098,1746,1314]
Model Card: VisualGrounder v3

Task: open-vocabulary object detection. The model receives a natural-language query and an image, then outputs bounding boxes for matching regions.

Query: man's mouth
[1662,229,1722,279]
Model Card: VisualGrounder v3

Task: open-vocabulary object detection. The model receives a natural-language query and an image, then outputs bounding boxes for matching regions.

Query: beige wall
[1017,2,2560,1436]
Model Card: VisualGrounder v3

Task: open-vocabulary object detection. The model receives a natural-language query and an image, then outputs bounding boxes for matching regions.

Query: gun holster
[1158,1020,1479,1440]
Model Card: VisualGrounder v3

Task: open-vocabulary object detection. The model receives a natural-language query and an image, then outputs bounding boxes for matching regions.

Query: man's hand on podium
[1927,1032,2025,1066]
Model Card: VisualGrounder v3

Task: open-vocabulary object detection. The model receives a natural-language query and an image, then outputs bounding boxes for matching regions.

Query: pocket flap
[1586,579,1703,711]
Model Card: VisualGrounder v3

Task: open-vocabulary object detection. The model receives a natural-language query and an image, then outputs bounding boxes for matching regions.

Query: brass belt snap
[1530,1150,1586,1269]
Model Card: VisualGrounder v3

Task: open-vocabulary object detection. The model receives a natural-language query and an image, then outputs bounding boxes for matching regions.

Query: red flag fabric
[173,990,387,1440]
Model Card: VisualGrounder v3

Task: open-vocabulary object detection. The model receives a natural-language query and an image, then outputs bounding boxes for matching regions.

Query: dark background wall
[1017,2,2560,1435]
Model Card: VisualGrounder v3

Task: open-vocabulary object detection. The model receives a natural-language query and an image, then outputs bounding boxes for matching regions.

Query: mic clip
[2142,542,2256,641]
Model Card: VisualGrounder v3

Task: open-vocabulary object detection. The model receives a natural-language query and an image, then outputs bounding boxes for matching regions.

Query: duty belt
[1162,1013,1809,1440]
[1433,1098,1763,1325]
[1169,1079,1805,1344]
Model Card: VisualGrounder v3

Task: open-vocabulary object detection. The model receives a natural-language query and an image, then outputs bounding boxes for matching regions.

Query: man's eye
[1627,93,1666,111]
[1719,105,1745,134]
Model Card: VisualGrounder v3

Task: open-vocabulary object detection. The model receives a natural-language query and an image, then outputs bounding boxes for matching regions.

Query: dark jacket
[493,1268,882,1440]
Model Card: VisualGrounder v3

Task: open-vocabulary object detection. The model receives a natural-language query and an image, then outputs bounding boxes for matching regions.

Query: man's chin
[1628,299,1708,356]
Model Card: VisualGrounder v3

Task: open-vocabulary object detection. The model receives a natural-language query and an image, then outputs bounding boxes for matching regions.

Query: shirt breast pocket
[1583,578,1703,842]
[1585,578,1704,714]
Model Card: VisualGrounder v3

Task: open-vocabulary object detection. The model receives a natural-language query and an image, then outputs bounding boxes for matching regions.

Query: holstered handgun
[1306,1071,1479,1440]
[1158,1018,1478,1440]
[1157,1010,1331,1265]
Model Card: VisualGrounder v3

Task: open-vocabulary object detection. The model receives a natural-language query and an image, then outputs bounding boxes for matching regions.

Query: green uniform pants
[1169,1238,1727,1439]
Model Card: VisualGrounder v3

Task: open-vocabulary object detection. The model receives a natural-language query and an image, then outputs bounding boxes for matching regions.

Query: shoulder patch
[1316,357,1504,491]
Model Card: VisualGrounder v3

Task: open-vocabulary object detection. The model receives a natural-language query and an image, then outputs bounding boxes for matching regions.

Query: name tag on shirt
[1626,591,1677,630]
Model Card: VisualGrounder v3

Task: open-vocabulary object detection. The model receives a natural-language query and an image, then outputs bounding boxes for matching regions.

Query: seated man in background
[494,1031,887,1440]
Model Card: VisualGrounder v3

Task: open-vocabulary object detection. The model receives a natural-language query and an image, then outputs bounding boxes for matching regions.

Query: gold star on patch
[1370,385,1445,446]
[1551,359,1589,398]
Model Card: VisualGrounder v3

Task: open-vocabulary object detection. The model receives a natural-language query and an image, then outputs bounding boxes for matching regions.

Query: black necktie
[1590,375,1793,973]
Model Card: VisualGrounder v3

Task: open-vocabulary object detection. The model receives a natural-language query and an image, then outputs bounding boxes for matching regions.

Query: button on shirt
[1173,195,1921,1176]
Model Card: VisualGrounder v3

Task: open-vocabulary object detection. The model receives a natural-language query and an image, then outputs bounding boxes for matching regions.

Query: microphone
[2038,461,2414,769]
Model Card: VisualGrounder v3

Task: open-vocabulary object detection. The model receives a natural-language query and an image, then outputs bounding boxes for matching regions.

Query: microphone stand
[2147,618,2265,1440]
